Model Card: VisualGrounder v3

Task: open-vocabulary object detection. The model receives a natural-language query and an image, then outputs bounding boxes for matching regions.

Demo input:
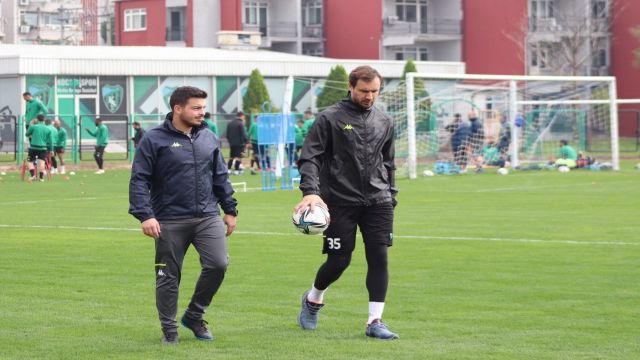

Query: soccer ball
[292,204,330,235]
[497,168,509,176]
[422,169,434,177]
[558,166,570,173]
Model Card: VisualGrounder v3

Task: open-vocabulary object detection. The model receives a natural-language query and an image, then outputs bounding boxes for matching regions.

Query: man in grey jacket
[294,66,399,340]
[129,86,238,344]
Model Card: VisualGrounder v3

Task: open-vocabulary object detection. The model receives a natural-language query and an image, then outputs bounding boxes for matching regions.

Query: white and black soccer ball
[497,168,509,176]
[422,169,434,177]
[292,204,330,235]
[558,166,570,173]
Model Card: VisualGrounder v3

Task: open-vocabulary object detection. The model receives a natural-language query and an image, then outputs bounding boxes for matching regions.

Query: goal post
[400,73,620,178]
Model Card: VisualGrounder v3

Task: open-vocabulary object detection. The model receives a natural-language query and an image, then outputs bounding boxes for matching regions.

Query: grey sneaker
[297,291,324,330]
[161,330,179,345]
[181,316,214,341]
[366,319,399,340]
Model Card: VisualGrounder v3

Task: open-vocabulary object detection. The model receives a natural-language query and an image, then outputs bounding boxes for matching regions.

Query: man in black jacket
[225,111,248,174]
[131,121,145,148]
[129,86,238,344]
[294,66,399,340]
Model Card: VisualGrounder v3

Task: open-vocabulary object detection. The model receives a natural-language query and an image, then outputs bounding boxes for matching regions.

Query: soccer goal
[381,73,620,179]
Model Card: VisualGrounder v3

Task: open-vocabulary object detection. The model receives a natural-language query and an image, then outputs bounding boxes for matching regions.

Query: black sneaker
[181,316,214,341]
[161,330,179,345]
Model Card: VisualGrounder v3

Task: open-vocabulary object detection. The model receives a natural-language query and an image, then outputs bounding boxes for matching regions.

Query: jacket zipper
[191,136,200,217]
[361,111,370,206]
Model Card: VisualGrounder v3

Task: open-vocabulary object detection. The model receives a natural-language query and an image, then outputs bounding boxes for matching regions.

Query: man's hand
[223,214,236,236]
[294,194,327,214]
[141,218,161,238]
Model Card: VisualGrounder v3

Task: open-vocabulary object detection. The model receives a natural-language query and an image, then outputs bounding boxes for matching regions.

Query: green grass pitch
[0,165,638,359]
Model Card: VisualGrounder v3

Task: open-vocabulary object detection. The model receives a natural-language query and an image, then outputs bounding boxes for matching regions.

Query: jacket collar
[163,112,206,136]
[340,95,373,115]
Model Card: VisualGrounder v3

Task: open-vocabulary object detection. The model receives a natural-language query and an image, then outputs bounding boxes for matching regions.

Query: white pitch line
[0,224,637,246]
[0,197,99,205]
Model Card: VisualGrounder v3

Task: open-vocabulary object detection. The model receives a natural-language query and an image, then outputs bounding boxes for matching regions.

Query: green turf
[0,166,639,359]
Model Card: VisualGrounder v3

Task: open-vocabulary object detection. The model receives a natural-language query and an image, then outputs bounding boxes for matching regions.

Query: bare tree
[505,1,624,76]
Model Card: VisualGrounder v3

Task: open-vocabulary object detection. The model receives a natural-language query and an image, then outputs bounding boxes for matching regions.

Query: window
[243,1,268,34]
[20,11,39,27]
[394,47,428,61]
[592,49,607,67]
[396,0,418,22]
[530,44,538,66]
[530,0,554,18]
[302,0,322,26]
[166,7,186,41]
[244,2,268,26]
[592,1,606,18]
[124,8,146,31]
[43,13,62,26]
[538,43,551,68]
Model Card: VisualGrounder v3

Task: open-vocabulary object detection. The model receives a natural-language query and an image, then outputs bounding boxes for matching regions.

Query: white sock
[368,302,385,324]
[307,285,326,304]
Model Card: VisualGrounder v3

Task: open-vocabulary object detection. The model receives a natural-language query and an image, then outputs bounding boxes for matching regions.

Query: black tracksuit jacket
[298,97,397,207]
[129,113,237,222]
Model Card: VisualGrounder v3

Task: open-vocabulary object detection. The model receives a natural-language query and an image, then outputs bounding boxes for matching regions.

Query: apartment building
[110,0,638,104]
[0,0,112,45]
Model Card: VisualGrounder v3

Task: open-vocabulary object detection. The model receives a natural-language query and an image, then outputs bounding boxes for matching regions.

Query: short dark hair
[560,139,568,146]
[36,114,45,121]
[23,92,31,97]
[236,111,245,118]
[133,121,140,126]
[304,109,313,115]
[45,118,52,125]
[169,86,208,110]
[204,112,211,119]
[95,117,102,123]
[349,65,383,88]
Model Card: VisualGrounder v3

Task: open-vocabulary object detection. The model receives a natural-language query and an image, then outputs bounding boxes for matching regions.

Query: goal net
[379,73,620,178]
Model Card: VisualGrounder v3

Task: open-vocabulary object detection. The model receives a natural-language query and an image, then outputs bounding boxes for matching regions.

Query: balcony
[302,26,322,39]
[244,21,297,38]
[590,66,609,76]
[383,19,461,36]
[382,19,461,47]
[529,17,610,35]
[166,28,185,42]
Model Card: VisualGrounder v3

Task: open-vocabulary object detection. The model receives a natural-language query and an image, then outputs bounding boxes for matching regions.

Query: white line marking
[0,224,636,246]
[0,197,99,205]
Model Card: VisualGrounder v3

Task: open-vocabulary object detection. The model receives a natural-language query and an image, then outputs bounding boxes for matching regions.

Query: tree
[401,59,432,131]
[243,69,271,114]
[505,3,622,76]
[316,65,348,110]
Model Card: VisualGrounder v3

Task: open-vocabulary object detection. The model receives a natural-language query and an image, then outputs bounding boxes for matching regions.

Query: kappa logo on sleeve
[343,124,354,130]
[171,142,182,148]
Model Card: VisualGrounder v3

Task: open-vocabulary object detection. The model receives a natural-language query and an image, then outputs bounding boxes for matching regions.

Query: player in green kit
[54,120,68,174]
[45,119,58,174]
[203,112,219,136]
[86,117,109,174]
[25,115,50,182]
[23,92,48,123]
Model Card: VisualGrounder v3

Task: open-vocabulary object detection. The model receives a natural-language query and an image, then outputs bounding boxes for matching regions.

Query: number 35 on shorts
[325,237,341,250]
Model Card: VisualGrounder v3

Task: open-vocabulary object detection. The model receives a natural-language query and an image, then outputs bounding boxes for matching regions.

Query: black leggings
[314,242,389,302]
[94,146,105,169]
